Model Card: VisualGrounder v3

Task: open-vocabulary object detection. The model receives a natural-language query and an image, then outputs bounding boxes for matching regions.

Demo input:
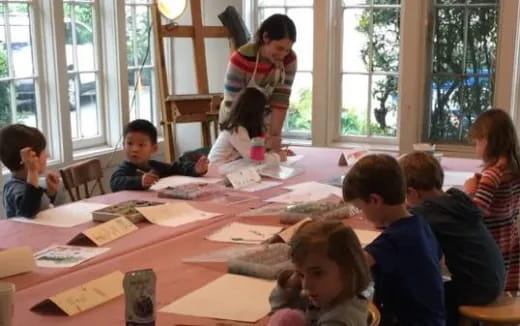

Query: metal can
[123,269,156,326]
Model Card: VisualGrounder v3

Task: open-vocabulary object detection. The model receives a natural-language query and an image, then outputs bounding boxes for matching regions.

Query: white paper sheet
[34,244,109,268]
[135,202,221,227]
[160,274,275,322]
[443,171,474,187]
[150,175,222,191]
[268,181,343,204]
[206,222,283,244]
[11,202,108,228]
[240,180,282,192]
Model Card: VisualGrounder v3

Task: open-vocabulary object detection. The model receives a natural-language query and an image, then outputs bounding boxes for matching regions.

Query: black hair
[220,88,267,138]
[0,124,46,171]
[255,14,296,47]
[124,119,158,144]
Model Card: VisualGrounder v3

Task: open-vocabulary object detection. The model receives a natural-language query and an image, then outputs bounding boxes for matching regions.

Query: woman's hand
[464,173,481,194]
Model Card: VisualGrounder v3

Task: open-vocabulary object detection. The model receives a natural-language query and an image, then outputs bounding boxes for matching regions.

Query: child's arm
[20,147,40,188]
[45,171,60,200]
[229,127,281,163]
[110,167,146,192]
[269,270,306,313]
[467,168,501,216]
[5,182,45,218]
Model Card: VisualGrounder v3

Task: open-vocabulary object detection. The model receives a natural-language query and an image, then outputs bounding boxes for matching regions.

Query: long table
[4,146,480,325]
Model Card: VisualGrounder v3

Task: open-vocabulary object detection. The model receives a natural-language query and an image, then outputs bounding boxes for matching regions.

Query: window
[125,0,157,124]
[0,0,38,129]
[427,0,498,143]
[256,0,314,137]
[340,0,401,140]
[63,0,104,148]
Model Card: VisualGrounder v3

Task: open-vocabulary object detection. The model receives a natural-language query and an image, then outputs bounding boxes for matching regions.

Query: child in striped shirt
[464,108,520,292]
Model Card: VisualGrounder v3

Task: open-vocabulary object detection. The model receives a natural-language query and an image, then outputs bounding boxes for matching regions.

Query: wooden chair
[459,293,520,326]
[59,159,105,202]
[368,301,381,326]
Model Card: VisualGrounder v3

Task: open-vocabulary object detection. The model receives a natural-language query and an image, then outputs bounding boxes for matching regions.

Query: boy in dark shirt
[110,119,208,192]
[343,154,445,326]
[399,152,505,326]
[0,124,60,218]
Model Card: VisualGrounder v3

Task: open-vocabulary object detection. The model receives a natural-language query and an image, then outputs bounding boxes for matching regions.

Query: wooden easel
[152,0,234,161]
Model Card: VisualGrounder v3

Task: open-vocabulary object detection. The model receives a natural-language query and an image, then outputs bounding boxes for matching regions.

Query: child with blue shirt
[110,119,209,192]
[399,151,505,326]
[343,154,445,326]
[0,124,60,218]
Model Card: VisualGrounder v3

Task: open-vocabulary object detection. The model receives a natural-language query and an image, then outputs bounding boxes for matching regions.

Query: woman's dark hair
[220,88,267,138]
[255,14,296,47]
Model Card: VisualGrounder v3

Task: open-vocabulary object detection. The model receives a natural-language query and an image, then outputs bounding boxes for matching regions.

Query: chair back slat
[59,159,105,202]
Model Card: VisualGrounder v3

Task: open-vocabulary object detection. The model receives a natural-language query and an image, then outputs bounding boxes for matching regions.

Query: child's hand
[278,150,287,162]
[464,173,481,194]
[20,147,40,172]
[46,171,60,197]
[277,270,301,289]
[195,156,209,175]
[141,171,159,188]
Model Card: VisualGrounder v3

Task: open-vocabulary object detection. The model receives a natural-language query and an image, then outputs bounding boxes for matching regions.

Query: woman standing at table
[220,14,297,152]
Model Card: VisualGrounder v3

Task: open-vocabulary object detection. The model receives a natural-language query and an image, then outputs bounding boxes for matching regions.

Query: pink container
[250,137,266,162]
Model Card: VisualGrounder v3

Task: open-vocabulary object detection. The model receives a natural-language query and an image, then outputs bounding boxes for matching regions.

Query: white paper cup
[0,282,15,326]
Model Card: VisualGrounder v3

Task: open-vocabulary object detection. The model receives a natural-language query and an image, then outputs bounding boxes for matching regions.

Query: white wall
[172,0,242,155]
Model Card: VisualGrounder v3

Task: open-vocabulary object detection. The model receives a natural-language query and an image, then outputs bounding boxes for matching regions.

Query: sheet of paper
[282,155,304,166]
[160,274,275,322]
[206,222,283,244]
[278,218,312,243]
[136,202,221,227]
[353,229,381,246]
[69,216,138,246]
[34,244,109,268]
[150,175,222,191]
[239,180,282,192]
[10,202,108,228]
[443,171,474,187]
[31,271,124,316]
[268,182,342,204]
[226,167,262,189]
[183,245,264,263]
[0,246,36,278]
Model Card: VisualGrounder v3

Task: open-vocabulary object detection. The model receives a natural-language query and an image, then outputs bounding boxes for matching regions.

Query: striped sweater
[472,164,520,291]
[223,43,297,112]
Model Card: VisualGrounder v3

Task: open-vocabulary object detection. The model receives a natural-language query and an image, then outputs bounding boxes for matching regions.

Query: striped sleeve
[223,51,249,105]
[270,52,298,111]
[473,166,502,216]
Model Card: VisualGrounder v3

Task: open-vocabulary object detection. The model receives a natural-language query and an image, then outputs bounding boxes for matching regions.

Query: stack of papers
[34,244,109,268]
[150,175,222,191]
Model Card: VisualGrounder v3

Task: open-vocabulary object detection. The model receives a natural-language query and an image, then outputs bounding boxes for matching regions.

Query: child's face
[350,195,384,225]
[123,132,158,166]
[474,138,487,159]
[295,248,345,308]
[38,149,48,173]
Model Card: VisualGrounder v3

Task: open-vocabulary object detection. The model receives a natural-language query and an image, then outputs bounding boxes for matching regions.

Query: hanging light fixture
[157,0,188,20]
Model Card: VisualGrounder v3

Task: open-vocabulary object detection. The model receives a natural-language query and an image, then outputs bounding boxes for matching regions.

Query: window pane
[343,0,370,5]
[287,8,312,71]
[287,72,312,132]
[15,78,37,127]
[0,7,7,79]
[372,8,399,73]
[126,6,135,66]
[0,81,12,128]
[341,74,369,136]
[468,0,497,4]
[259,8,285,23]
[286,0,313,6]
[259,0,284,6]
[343,9,369,73]
[129,68,154,122]
[433,7,464,74]
[9,4,34,78]
[79,72,98,137]
[373,0,400,4]
[371,74,397,136]
[466,7,497,74]
[429,76,463,141]
[135,6,151,65]
[436,0,465,4]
